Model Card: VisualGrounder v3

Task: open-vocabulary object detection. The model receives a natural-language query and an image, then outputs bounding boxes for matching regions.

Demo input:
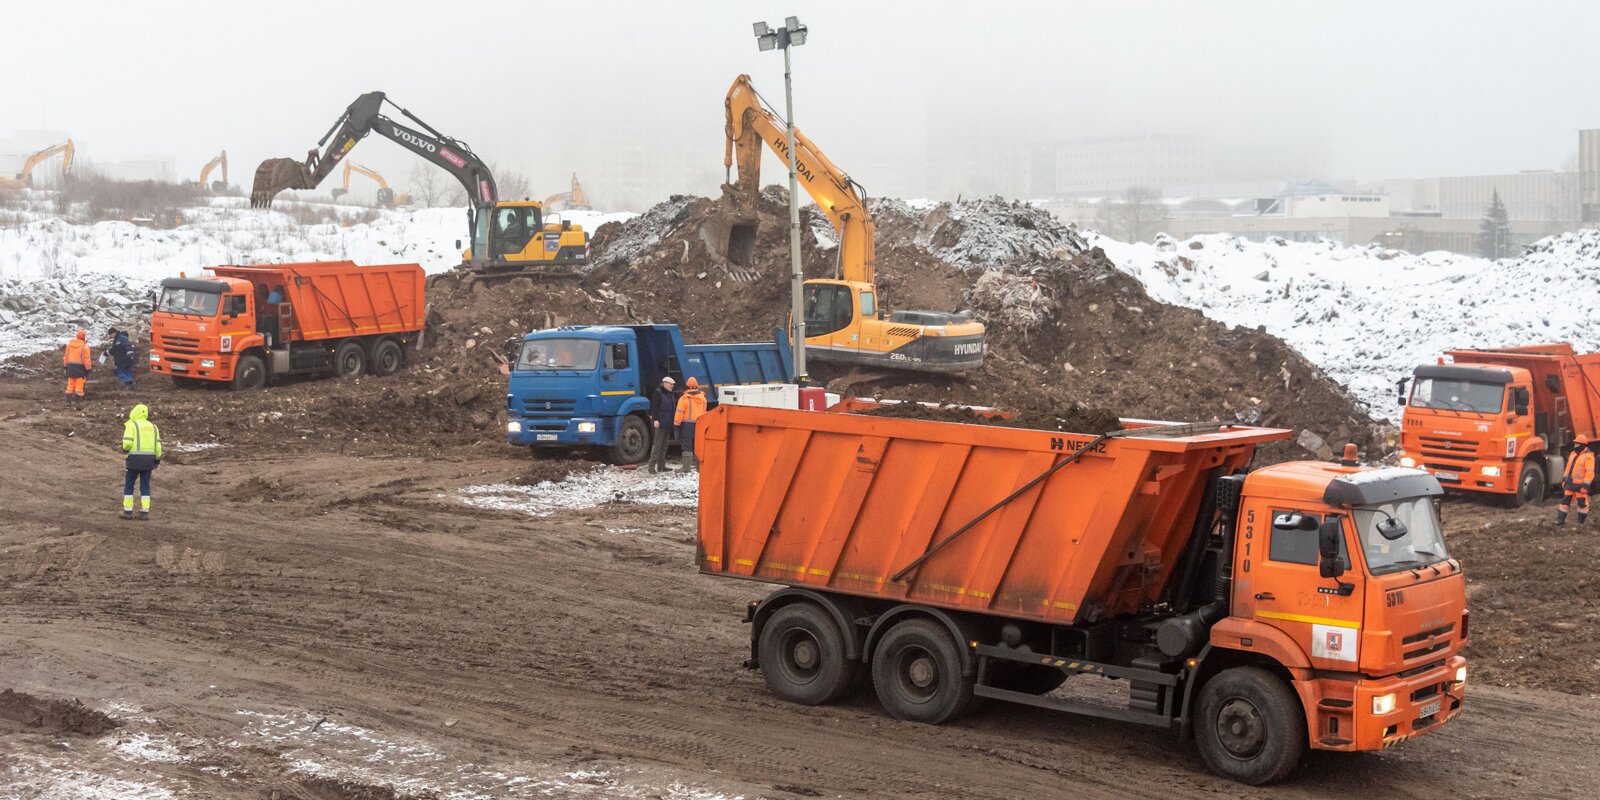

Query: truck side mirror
[1514,387,1530,416]
[1318,519,1346,579]
[1396,377,1410,407]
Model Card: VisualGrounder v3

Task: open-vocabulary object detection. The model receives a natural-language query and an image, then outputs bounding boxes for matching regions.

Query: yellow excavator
[198,150,228,192]
[0,139,74,190]
[542,173,591,212]
[251,91,587,276]
[723,75,985,373]
[332,161,412,208]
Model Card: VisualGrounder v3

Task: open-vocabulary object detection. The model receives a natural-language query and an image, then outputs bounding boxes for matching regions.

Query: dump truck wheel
[335,341,367,378]
[1508,463,1545,507]
[607,415,649,465]
[1195,667,1305,785]
[232,355,267,391]
[988,662,1067,695]
[758,603,858,705]
[372,339,404,377]
[872,618,974,724]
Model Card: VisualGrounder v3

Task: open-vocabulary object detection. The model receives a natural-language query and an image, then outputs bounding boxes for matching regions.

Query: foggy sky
[4,1,1598,206]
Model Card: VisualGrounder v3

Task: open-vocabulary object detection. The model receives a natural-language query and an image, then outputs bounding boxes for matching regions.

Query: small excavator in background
[543,173,591,212]
[331,161,411,208]
[250,91,587,277]
[722,75,985,373]
[198,151,228,193]
[0,139,74,190]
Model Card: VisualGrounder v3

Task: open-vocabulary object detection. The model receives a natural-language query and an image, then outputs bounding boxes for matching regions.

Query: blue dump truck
[506,324,794,463]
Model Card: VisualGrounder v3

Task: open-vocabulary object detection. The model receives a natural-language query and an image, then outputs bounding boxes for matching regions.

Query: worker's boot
[1579,512,1588,526]
[120,509,134,521]
[1555,509,1568,526]
[136,511,149,521]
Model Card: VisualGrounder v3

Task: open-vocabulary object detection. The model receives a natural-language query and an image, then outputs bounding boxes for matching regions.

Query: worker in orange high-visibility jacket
[63,330,92,405]
[674,376,708,471]
[1556,434,1596,526]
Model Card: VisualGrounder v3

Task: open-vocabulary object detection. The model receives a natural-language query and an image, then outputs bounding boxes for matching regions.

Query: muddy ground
[2,366,1599,798]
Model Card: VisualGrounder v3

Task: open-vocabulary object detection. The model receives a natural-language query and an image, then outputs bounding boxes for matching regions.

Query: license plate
[1434,471,1459,482]
[536,434,557,441]
[170,364,188,372]
[1418,699,1441,718]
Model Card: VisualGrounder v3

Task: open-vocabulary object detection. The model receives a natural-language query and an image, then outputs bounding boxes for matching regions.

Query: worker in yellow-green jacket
[120,404,163,521]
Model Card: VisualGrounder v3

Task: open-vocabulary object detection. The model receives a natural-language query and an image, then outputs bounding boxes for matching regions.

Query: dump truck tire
[872,618,974,725]
[1508,462,1545,507]
[758,603,858,705]
[607,415,649,465]
[1195,666,1305,785]
[232,354,267,391]
[371,339,404,377]
[335,341,367,379]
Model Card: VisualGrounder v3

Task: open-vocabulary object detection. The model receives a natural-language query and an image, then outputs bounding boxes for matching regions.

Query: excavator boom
[199,150,228,191]
[250,91,495,210]
[724,75,874,285]
[1,140,74,189]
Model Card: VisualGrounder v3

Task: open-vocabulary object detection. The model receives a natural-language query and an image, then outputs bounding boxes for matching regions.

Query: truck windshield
[518,338,600,370]
[1409,377,1504,413]
[1353,498,1450,576]
[157,288,221,317]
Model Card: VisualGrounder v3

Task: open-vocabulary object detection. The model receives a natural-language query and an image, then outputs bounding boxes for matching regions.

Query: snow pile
[876,197,1089,273]
[460,467,698,516]
[587,195,702,269]
[0,273,153,362]
[1091,230,1600,420]
[0,198,636,283]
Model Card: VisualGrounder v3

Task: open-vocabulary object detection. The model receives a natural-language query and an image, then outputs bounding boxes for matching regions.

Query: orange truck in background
[1397,344,1600,506]
[698,403,1466,785]
[149,261,424,390]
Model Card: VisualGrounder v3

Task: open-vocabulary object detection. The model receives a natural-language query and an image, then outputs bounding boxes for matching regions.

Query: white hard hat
[662,376,676,384]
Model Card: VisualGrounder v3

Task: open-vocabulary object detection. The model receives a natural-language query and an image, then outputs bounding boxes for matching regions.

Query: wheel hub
[792,640,818,670]
[1216,697,1266,758]
[908,656,937,688]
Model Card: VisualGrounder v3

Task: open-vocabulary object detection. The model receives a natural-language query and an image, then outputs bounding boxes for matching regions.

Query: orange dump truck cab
[149,261,425,390]
[698,404,1466,785]
[1398,343,1600,506]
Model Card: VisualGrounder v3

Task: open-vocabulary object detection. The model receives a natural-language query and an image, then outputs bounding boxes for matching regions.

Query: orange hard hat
[686,377,700,388]
[1577,434,1592,446]
[75,330,86,340]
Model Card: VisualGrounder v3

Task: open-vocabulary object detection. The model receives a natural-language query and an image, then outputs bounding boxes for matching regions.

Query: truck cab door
[217,294,253,355]
[600,342,638,412]
[1236,504,1366,671]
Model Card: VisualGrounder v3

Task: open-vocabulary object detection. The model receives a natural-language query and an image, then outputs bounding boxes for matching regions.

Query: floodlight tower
[753,16,809,382]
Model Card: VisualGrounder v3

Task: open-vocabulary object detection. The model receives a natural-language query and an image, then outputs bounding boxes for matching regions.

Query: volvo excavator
[543,173,591,212]
[332,161,411,208]
[250,91,587,276]
[723,75,985,373]
[0,139,74,190]
[198,150,228,193]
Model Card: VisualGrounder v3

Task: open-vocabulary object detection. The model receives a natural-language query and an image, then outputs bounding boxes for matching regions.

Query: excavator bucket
[250,158,314,208]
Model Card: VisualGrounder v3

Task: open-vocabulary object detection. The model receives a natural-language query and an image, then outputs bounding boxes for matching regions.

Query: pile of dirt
[858,401,1123,436]
[0,688,119,736]
[581,189,1385,462]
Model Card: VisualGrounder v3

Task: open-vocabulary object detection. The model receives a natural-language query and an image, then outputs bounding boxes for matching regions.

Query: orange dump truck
[698,404,1467,784]
[149,261,424,389]
[1398,343,1600,506]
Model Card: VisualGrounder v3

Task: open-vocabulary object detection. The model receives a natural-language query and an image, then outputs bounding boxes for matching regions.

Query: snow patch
[459,468,698,516]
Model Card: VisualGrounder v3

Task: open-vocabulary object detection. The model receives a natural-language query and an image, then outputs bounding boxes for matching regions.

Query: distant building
[1027,134,1328,199]
[1386,171,1578,223]
[1582,128,1600,223]
[0,128,73,176]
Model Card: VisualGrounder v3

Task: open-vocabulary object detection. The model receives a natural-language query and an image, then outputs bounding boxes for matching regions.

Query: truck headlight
[1455,666,1467,684]
[1481,465,1501,476]
[1398,456,1416,467]
[149,353,161,362]
[507,420,521,434]
[1372,693,1397,715]
[577,421,597,433]
[200,359,216,368]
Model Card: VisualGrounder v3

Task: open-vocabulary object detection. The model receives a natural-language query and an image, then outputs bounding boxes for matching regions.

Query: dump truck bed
[208,261,424,343]
[685,339,794,389]
[697,405,1290,626]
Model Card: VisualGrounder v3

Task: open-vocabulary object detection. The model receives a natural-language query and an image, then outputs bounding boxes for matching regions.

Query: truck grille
[1400,623,1455,664]
[1417,435,1480,459]
[519,397,576,415]
[159,334,201,354]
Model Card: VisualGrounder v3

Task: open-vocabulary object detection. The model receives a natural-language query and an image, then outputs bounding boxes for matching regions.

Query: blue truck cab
[506,324,793,464]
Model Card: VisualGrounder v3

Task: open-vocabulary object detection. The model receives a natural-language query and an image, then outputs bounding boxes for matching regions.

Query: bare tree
[407,164,446,208]
[1096,186,1168,243]
[491,162,532,202]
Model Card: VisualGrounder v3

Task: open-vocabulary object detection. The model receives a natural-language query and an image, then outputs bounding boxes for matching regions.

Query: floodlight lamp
[753,21,771,36]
